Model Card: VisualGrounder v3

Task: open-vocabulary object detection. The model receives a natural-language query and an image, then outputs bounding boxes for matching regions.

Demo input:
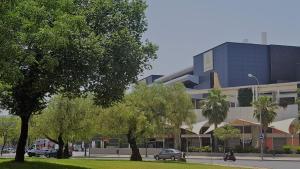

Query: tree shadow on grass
[0,160,89,169]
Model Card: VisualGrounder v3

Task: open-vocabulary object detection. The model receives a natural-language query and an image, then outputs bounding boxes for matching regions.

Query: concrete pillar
[100,140,104,148]
[242,124,245,149]
[186,138,189,152]
[277,90,280,103]
[252,86,255,103]
[92,141,96,148]
[199,136,202,150]
[82,141,85,150]
[235,91,238,107]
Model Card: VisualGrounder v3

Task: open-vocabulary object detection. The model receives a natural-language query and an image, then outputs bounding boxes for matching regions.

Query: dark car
[27,149,57,158]
[154,149,184,160]
[27,148,73,158]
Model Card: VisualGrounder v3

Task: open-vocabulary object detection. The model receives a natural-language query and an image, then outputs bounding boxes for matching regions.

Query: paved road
[188,158,300,169]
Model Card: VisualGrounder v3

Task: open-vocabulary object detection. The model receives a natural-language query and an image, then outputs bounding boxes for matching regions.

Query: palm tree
[253,96,277,150]
[201,89,229,152]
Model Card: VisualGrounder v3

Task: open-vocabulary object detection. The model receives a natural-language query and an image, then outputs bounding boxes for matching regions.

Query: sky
[141,0,300,78]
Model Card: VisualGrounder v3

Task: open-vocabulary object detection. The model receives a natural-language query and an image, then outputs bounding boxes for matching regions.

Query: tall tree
[0,116,20,156]
[100,83,168,161]
[32,95,98,158]
[0,0,157,162]
[164,83,195,150]
[214,125,240,152]
[201,89,229,152]
[100,83,195,160]
[253,96,277,150]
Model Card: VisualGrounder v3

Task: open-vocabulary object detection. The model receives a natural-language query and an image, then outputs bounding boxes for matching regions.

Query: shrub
[234,145,259,153]
[283,145,292,154]
[295,146,300,154]
[268,149,284,154]
[201,146,212,152]
[188,146,212,152]
[188,146,201,152]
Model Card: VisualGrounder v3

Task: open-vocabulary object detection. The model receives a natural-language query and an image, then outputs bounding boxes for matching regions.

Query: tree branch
[44,134,59,144]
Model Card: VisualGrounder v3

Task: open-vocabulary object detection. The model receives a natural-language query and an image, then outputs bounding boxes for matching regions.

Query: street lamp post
[248,73,263,160]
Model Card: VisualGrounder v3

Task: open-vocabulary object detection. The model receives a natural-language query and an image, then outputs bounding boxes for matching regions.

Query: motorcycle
[223,152,236,161]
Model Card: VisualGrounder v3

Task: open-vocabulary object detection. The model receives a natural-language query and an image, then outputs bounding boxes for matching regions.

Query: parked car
[1,147,16,153]
[27,148,72,158]
[27,149,57,158]
[6,147,16,153]
[154,149,184,160]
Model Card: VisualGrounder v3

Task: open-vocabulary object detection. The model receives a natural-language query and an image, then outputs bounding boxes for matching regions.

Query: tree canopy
[0,116,20,156]
[201,89,229,126]
[253,96,277,129]
[99,83,168,161]
[99,83,195,161]
[0,0,157,162]
[201,88,229,152]
[31,95,99,158]
[214,125,240,152]
[252,96,277,150]
[164,83,195,150]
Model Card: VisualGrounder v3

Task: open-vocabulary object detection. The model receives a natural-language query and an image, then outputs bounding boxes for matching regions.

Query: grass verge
[0,158,248,169]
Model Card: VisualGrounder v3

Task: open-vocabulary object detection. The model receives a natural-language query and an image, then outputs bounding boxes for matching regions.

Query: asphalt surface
[188,158,300,169]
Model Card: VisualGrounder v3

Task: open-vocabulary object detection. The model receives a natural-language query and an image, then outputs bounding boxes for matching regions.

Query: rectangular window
[203,50,213,72]
[235,126,251,133]
[279,97,295,107]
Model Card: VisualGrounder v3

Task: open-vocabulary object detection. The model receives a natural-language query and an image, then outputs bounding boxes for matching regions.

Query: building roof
[154,66,194,83]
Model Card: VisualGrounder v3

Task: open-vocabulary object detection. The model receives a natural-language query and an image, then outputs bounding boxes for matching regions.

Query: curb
[74,155,300,162]
[186,157,300,162]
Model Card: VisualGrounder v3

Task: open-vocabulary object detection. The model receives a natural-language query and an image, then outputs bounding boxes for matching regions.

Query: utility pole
[248,73,263,160]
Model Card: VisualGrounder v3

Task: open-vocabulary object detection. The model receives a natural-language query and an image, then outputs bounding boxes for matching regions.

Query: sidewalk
[84,154,300,161]
[187,155,300,161]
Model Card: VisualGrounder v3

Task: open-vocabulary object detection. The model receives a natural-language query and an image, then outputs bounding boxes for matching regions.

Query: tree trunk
[127,130,142,161]
[263,127,268,151]
[63,143,69,158]
[15,115,30,162]
[0,134,7,156]
[213,123,218,152]
[174,131,181,150]
[57,134,64,159]
[224,140,226,153]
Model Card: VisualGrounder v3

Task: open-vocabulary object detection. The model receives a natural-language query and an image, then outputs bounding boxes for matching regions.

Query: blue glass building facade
[142,42,300,89]
[193,42,300,89]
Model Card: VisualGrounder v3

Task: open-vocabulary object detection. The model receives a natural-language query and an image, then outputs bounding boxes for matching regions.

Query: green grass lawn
[0,158,247,169]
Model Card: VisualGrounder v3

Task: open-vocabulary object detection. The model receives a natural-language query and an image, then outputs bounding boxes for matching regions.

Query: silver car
[154,149,184,160]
